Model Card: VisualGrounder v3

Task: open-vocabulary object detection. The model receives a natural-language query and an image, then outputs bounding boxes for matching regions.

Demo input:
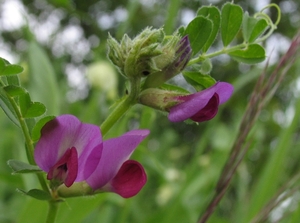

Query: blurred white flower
[86,61,118,100]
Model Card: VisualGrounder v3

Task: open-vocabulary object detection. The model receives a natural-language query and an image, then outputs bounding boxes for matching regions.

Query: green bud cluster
[107,27,165,78]
[107,27,187,82]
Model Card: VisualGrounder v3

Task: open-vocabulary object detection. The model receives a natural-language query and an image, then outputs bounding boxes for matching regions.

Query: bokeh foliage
[0,0,300,222]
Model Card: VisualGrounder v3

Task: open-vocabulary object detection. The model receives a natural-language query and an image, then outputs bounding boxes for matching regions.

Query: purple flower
[34,115,149,198]
[86,129,149,198]
[34,115,103,187]
[168,82,234,122]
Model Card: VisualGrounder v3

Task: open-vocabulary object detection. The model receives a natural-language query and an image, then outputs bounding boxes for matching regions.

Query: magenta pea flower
[85,129,149,198]
[34,115,149,198]
[139,81,233,123]
[168,82,234,122]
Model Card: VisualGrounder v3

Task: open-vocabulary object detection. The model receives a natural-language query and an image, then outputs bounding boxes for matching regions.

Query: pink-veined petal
[86,129,149,190]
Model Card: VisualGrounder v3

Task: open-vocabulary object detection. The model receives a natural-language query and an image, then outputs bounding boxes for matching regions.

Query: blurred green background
[0,0,300,222]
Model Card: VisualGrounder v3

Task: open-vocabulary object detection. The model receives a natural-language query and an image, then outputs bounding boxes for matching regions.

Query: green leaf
[25,117,37,135]
[183,71,216,90]
[1,70,21,87]
[18,92,31,117]
[183,16,213,55]
[7,159,42,174]
[4,85,27,97]
[17,188,52,201]
[249,19,268,43]
[177,26,185,36]
[24,102,47,118]
[228,43,266,64]
[0,87,20,127]
[6,75,20,86]
[28,41,60,115]
[17,92,47,118]
[0,65,24,76]
[242,12,269,43]
[0,57,11,65]
[0,57,7,71]
[197,6,221,52]
[31,115,55,142]
[242,12,256,42]
[221,2,243,46]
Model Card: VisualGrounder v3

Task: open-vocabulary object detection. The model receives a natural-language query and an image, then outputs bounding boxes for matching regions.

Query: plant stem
[0,82,49,192]
[46,201,59,223]
[100,78,141,135]
[187,43,247,65]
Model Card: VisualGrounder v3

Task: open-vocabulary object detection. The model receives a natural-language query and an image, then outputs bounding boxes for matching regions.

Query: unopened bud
[138,88,183,111]
[143,35,192,89]
[107,27,166,78]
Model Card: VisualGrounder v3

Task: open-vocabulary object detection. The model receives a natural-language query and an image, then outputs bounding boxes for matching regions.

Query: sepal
[139,88,184,111]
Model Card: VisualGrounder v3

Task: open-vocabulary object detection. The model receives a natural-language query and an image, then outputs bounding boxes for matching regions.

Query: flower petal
[86,129,149,190]
[47,147,78,187]
[175,35,192,70]
[190,93,219,122]
[34,114,103,181]
[109,160,147,198]
[168,82,233,122]
[213,82,234,104]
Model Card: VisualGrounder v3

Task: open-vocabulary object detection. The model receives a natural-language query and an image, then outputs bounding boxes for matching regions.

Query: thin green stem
[7,96,35,163]
[46,201,59,223]
[7,94,49,192]
[100,78,141,136]
[188,43,247,66]
[0,79,49,192]
[100,95,134,135]
[260,3,281,26]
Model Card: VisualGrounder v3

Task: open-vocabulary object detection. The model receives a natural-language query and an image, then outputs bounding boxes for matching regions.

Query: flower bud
[143,35,192,89]
[107,34,125,75]
[107,27,165,78]
[139,82,234,123]
[138,88,183,111]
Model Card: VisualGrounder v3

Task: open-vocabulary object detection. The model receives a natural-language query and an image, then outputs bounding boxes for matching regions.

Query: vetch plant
[34,114,149,198]
[1,2,297,223]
